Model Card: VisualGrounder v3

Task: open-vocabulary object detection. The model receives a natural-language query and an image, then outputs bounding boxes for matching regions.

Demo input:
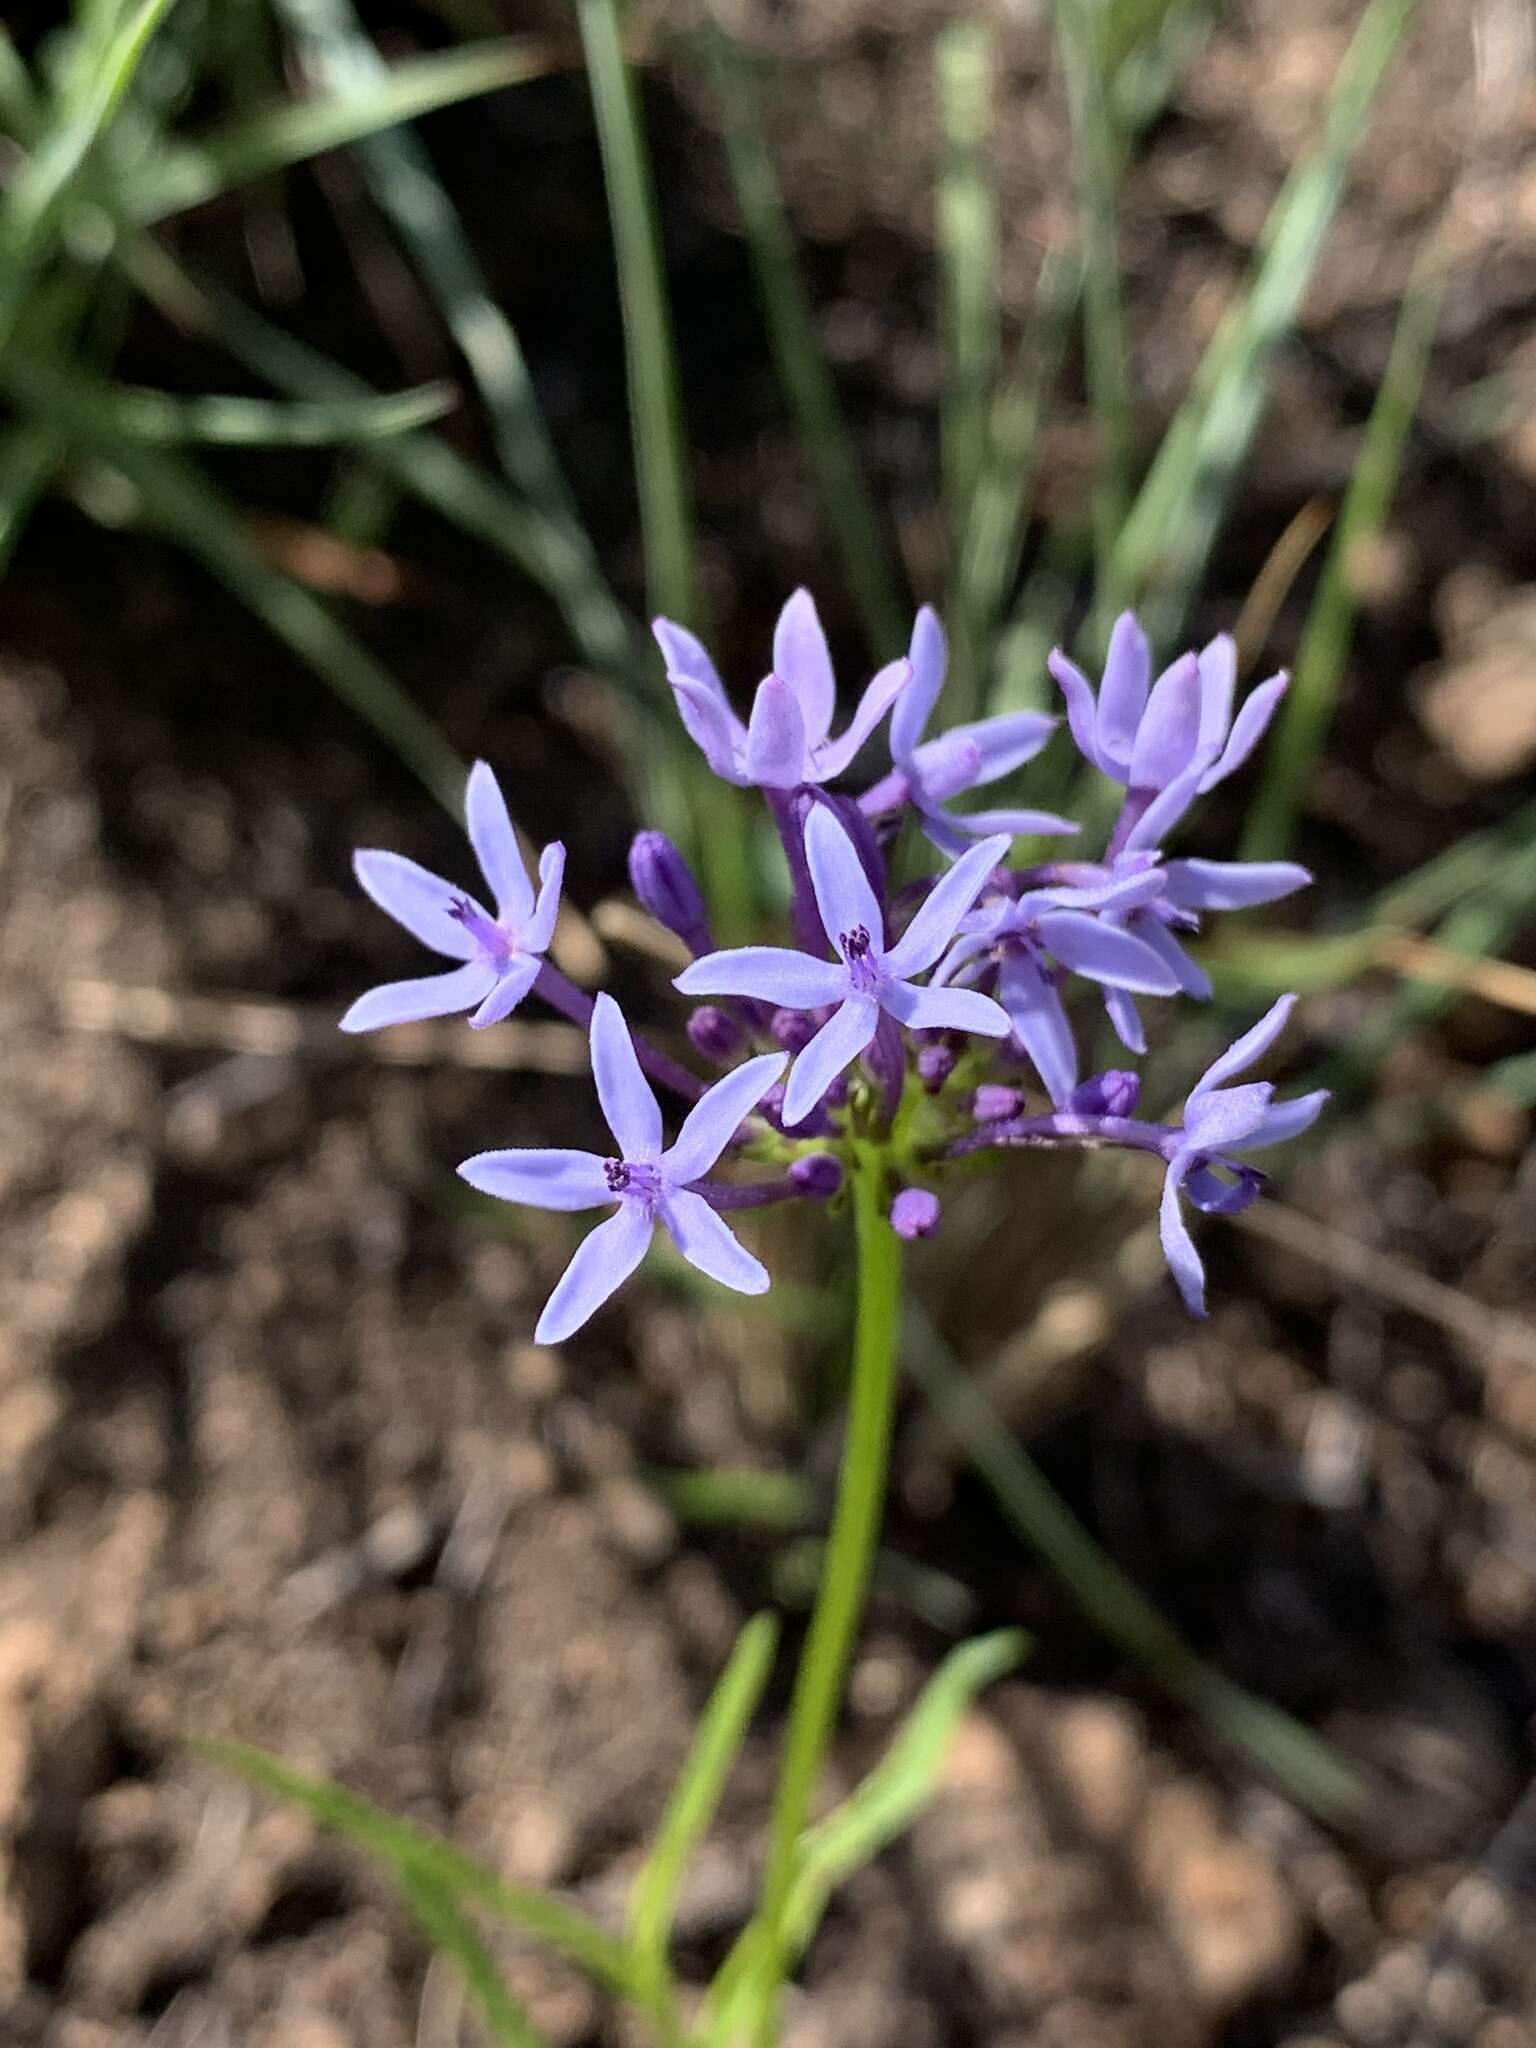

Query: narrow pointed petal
[535,1203,654,1345]
[805,803,884,952]
[654,615,725,697]
[1105,983,1146,1054]
[664,1051,788,1183]
[465,760,532,921]
[745,675,809,788]
[773,588,837,744]
[590,992,663,1159]
[1189,993,1296,1102]
[661,1187,771,1294]
[458,1147,612,1211]
[885,833,1011,977]
[1035,867,1164,915]
[783,996,878,1127]
[672,677,748,782]
[947,804,1078,839]
[813,658,911,780]
[1047,648,1105,771]
[676,945,848,1008]
[340,961,495,1033]
[469,952,541,1028]
[525,842,566,952]
[999,953,1077,1107]
[1129,652,1202,790]
[882,980,1011,1036]
[1132,915,1212,1000]
[1185,1081,1275,1149]
[1162,857,1310,912]
[1095,612,1151,771]
[929,928,996,987]
[1120,751,1216,852]
[910,731,982,802]
[1038,910,1181,995]
[1199,671,1288,791]
[945,709,1058,784]
[1195,634,1237,756]
[1159,1153,1207,1316]
[353,849,479,960]
[1242,1087,1328,1151]
[891,604,947,761]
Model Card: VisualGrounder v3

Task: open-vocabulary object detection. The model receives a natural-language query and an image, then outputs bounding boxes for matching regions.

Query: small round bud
[916,1043,956,1093]
[628,831,712,956]
[686,1005,741,1064]
[771,1007,818,1052]
[1069,1070,1140,1117]
[789,1153,843,1199]
[973,1084,1023,1122]
[890,1187,940,1240]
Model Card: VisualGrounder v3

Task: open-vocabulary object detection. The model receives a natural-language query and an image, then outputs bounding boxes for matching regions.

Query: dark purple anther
[628,831,714,958]
[1069,1070,1141,1117]
[974,1083,1024,1122]
[917,1043,956,1093]
[687,1005,741,1064]
[789,1153,844,1199]
[890,1187,940,1239]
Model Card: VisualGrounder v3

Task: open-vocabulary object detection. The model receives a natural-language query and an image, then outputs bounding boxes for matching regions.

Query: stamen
[449,894,512,966]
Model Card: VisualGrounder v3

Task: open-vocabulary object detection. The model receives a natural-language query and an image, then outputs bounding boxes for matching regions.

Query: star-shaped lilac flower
[872,606,1076,854]
[653,588,909,791]
[1159,994,1328,1316]
[1049,614,1288,808]
[676,806,1011,1127]
[342,762,564,1033]
[459,994,786,1345]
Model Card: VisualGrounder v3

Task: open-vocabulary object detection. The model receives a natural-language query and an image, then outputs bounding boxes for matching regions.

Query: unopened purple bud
[890,1187,940,1240]
[687,1005,741,1064]
[789,1153,843,1199]
[917,1043,956,1093]
[771,1006,819,1052]
[973,1084,1024,1122]
[628,831,713,956]
[1069,1070,1141,1117]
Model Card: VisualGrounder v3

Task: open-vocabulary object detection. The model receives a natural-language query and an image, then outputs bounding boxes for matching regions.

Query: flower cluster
[345,592,1324,1337]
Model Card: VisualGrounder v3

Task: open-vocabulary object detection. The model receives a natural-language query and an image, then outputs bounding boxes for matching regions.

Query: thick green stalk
[750,1141,903,2042]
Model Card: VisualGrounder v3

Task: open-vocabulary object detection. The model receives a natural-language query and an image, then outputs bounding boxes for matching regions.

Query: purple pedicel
[629,830,714,958]
[890,1187,940,1239]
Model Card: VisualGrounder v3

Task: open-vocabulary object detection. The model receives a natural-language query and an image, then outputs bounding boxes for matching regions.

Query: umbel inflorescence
[343,593,1325,1341]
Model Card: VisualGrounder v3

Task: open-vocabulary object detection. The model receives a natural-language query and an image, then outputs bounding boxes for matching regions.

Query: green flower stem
[750,1138,903,2043]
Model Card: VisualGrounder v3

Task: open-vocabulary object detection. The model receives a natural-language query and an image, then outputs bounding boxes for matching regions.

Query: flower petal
[882,980,1011,1036]
[676,945,848,1008]
[535,1203,654,1345]
[1195,634,1237,756]
[1130,915,1212,1000]
[1037,910,1181,995]
[1184,1080,1274,1150]
[885,833,1011,977]
[1104,984,1146,1054]
[946,804,1078,839]
[911,731,982,802]
[782,996,878,1127]
[340,961,495,1032]
[1199,671,1288,791]
[590,992,663,1160]
[773,588,837,745]
[805,802,885,952]
[1094,611,1151,772]
[1188,993,1296,1102]
[1119,750,1215,852]
[661,1187,771,1295]
[1128,652,1201,791]
[353,849,480,960]
[945,709,1058,784]
[457,1147,612,1211]
[1047,647,1104,771]
[525,841,566,953]
[998,952,1077,1106]
[1162,857,1310,912]
[469,952,541,1028]
[891,604,947,762]
[465,760,532,921]
[1242,1087,1328,1151]
[672,677,748,782]
[663,1051,788,1183]
[1159,1152,1207,1316]
[745,675,809,788]
[813,658,910,780]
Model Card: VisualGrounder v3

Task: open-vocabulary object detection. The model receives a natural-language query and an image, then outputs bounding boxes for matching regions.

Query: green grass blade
[102,379,455,444]
[575,0,698,625]
[902,1309,1369,1826]
[0,420,63,573]
[0,28,39,135]
[1241,250,1445,860]
[647,1467,814,1531]
[936,21,999,600]
[128,35,562,221]
[1110,0,1423,642]
[399,1868,549,2048]
[201,1740,632,1994]
[626,1614,778,2024]
[700,26,905,659]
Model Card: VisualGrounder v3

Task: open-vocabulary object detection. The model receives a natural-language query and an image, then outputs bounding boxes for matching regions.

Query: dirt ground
[2,1,1536,2042]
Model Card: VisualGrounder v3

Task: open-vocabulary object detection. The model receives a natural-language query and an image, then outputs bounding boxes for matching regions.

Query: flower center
[450,895,513,969]
[839,925,882,993]
[604,1158,663,1206]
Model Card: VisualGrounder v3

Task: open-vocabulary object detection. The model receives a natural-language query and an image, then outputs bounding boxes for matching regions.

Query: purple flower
[1049,615,1288,805]
[870,606,1076,854]
[629,831,713,957]
[890,1187,941,1239]
[459,994,786,1344]
[676,806,1011,1127]
[342,761,564,1033]
[1159,995,1328,1316]
[653,588,909,791]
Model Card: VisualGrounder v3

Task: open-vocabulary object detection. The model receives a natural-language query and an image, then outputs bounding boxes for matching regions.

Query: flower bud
[890,1187,940,1240]
[628,830,712,957]
[789,1153,843,1199]
[916,1043,956,1093]
[1069,1070,1140,1117]
[973,1084,1023,1122]
[771,1006,818,1052]
[686,1005,741,1064]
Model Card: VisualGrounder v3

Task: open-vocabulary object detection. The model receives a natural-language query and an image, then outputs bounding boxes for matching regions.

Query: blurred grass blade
[0,420,63,573]
[399,1869,549,2048]
[902,1309,1370,1826]
[1111,0,1423,641]
[202,1740,632,1992]
[1242,249,1445,859]
[647,1466,814,1530]
[936,21,999,595]
[575,0,697,626]
[627,1613,778,2023]
[128,34,567,221]
[701,26,905,659]
[103,380,456,444]
[0,28,39,134]
[1,347,467,812]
